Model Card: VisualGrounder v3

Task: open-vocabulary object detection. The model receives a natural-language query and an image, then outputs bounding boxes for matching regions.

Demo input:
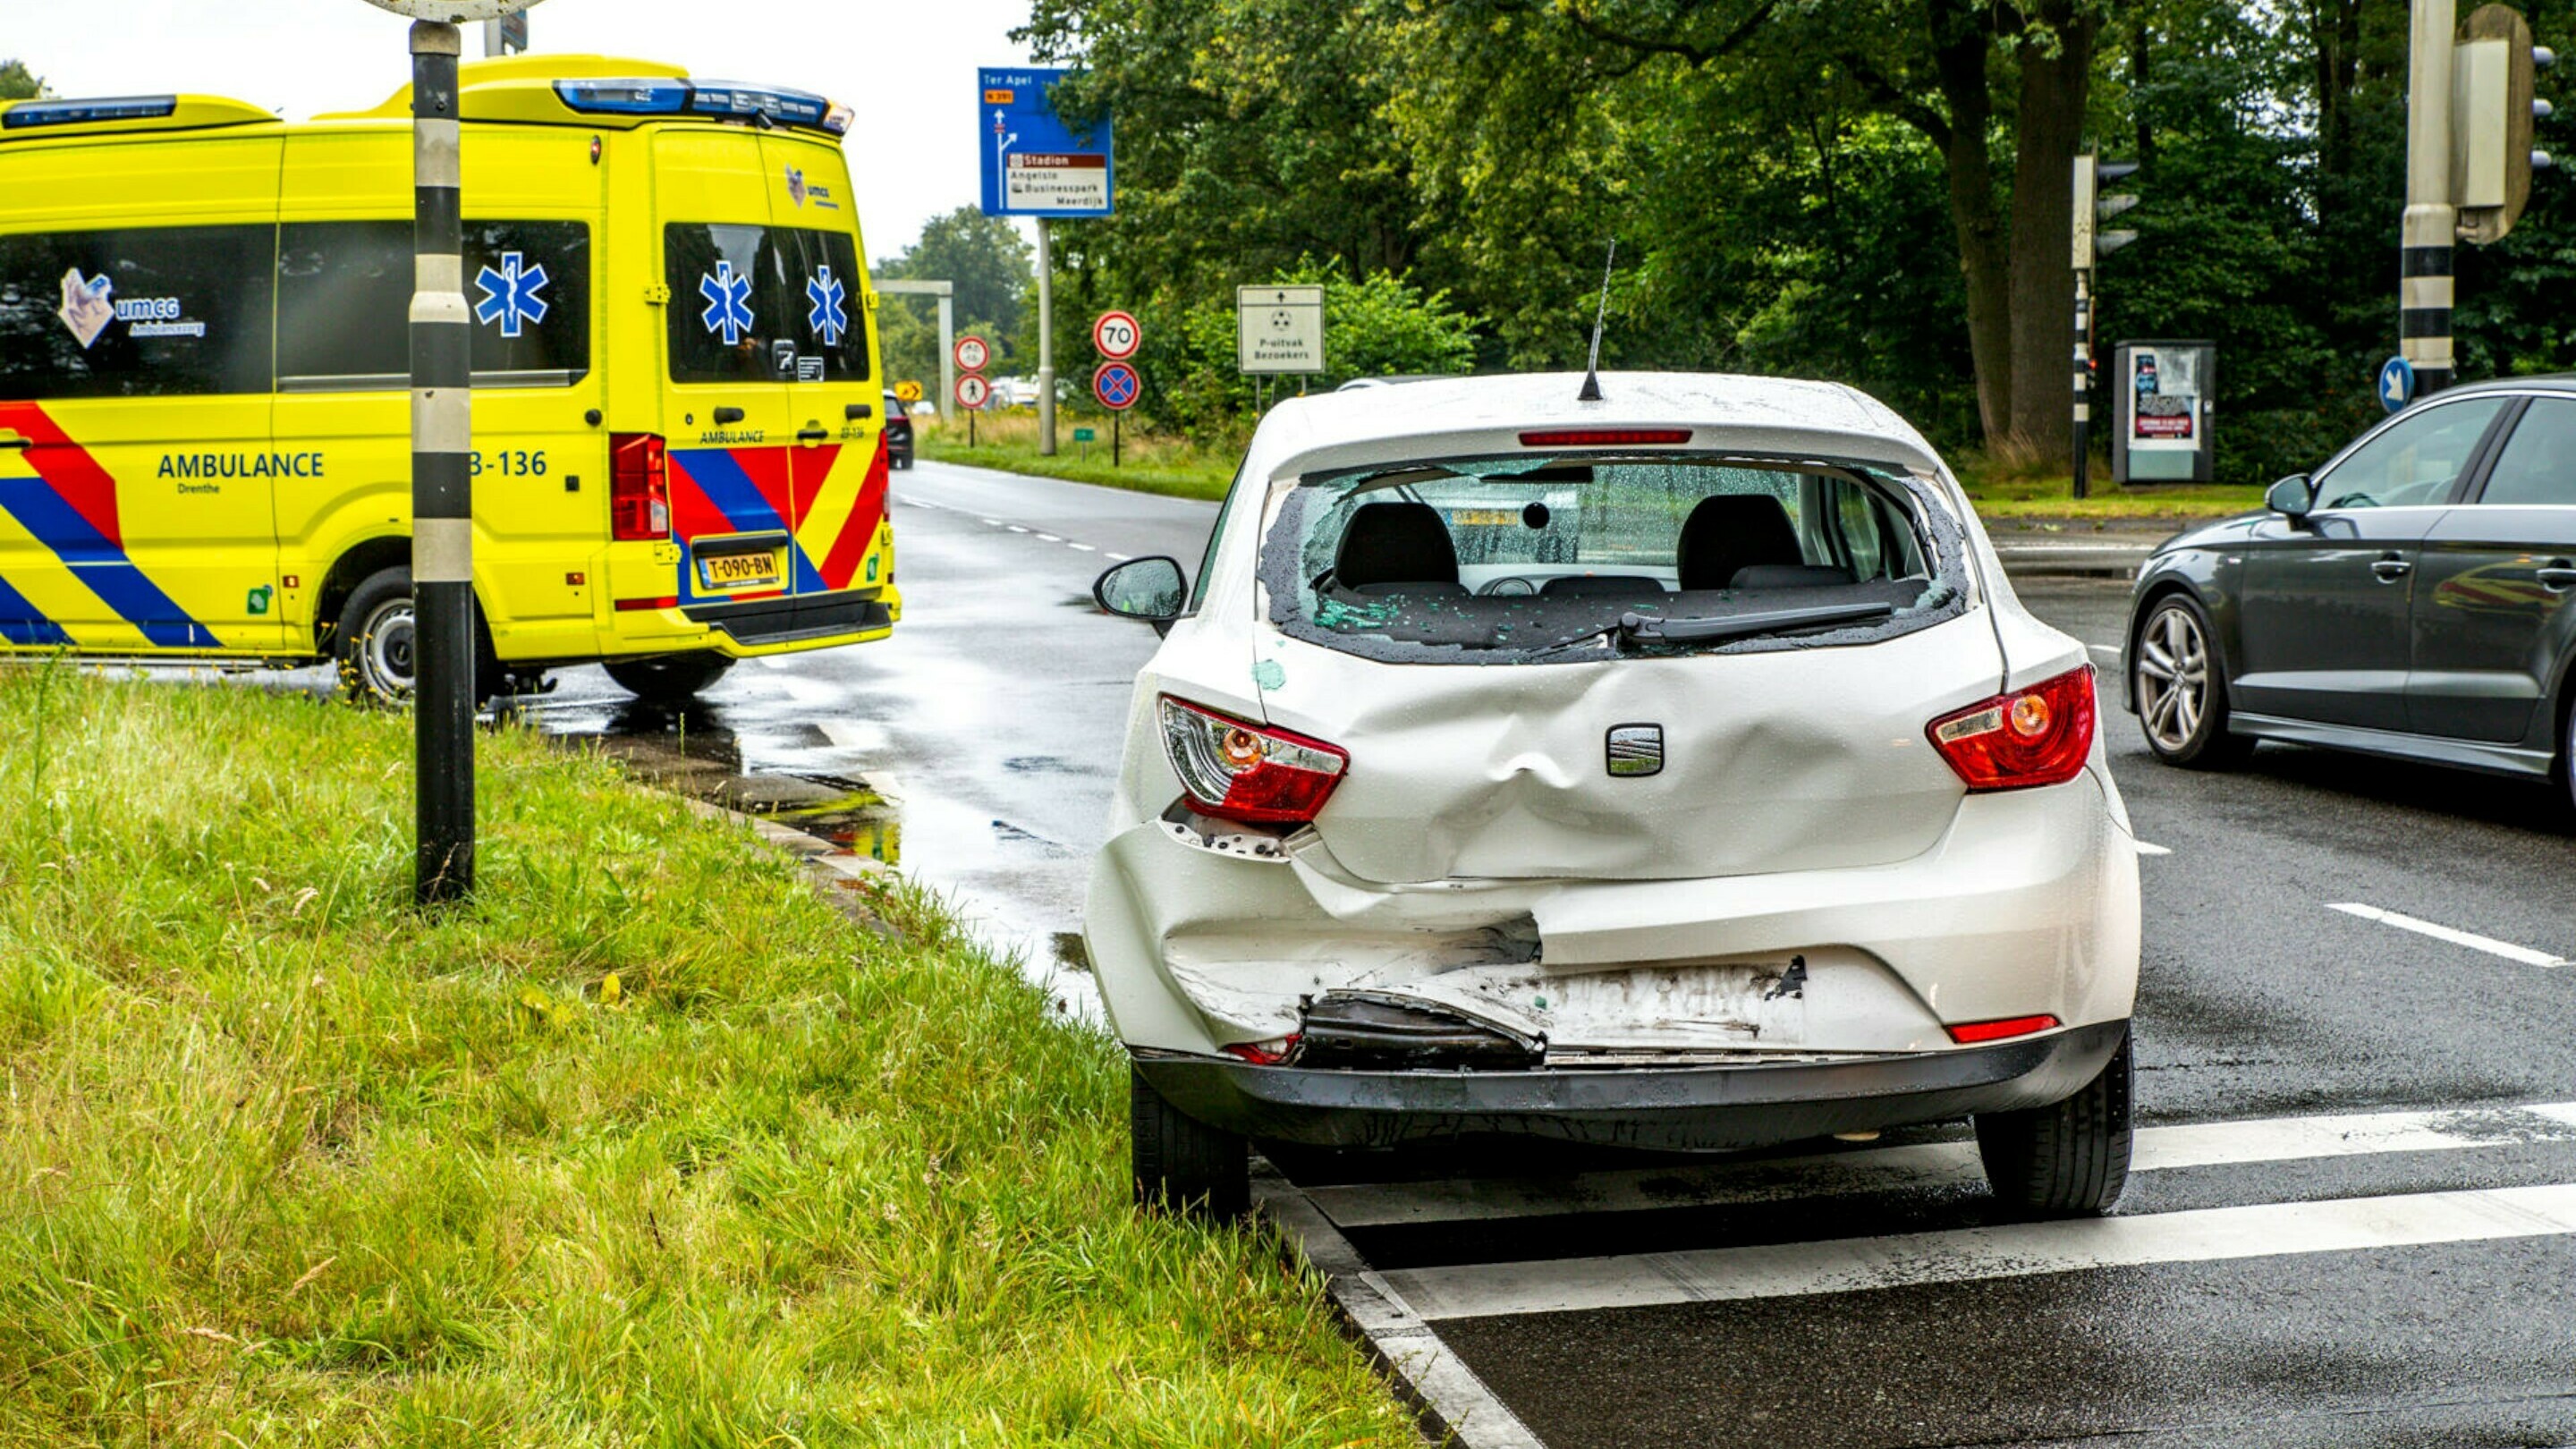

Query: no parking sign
[1093,360,1141,411]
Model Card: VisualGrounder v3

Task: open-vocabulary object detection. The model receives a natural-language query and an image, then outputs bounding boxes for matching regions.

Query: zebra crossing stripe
[1379,1182,2576,1322]
[1303,1100,2576,1229]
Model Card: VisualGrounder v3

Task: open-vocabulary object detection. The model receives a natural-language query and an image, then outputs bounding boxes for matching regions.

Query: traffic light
[2453,2,2555,244]
[2072,156,2141,267]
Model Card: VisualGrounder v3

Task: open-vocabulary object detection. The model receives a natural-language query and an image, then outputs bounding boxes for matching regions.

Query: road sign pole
[410,18,475,904]
[1113,410,1120,468]
[2402,0,2461,397]
[1036,219,1055,455]
[2072,269,2092,500]
[937,292,953,428]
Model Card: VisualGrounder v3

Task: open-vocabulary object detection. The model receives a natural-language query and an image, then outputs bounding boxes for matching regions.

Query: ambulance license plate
[699,550,781,591]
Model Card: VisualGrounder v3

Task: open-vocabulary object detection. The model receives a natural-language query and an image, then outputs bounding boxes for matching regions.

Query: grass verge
[919,415,1235,503]
[0,665,1413,1447]
[1951,452,2263,521]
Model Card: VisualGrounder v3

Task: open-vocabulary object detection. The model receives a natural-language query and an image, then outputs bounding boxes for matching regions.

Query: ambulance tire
[335,565,509,708]
[604,653,735,704]
[335,566,420,707]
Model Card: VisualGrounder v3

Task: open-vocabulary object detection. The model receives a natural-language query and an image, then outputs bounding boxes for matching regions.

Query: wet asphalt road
[531,460,2576,1447]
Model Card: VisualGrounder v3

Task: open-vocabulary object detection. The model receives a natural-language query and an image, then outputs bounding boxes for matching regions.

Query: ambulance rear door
[653,128,799,610]
[761,131,888,598]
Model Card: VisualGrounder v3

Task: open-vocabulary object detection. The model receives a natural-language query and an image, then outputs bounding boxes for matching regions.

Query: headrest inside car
[1677,494,1806,592]
[1336,500,1462,593]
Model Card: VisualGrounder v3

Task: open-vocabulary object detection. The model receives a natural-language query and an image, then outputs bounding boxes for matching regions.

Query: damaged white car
[1088,372,2142,1221]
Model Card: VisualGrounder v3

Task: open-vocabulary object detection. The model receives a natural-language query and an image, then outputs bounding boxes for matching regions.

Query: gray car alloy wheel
[355,596,418,703]
[2135,602,2213,754]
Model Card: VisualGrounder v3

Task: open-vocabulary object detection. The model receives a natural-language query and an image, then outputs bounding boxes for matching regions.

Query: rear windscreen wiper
[1617,600,1895,645]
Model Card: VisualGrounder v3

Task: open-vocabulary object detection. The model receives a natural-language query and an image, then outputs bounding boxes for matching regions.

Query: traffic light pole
[2402,0,2461,397]
[411,19,476,904]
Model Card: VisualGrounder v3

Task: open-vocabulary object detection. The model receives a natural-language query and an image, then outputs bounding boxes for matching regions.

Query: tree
[0,59,45,101]
[874,207,1035,394]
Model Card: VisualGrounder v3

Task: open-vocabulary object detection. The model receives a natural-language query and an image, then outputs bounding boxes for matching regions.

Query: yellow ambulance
[0,57,898,703]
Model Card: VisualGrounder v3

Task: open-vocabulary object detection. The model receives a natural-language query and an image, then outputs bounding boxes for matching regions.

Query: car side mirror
[2266,475,2313,521]
[1094,555,1188,633]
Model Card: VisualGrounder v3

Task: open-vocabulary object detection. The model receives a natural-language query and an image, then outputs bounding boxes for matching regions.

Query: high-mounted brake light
[1946,1014,2062,1045]
[1517,428,1692,447]
[1927,665,2097,792]
[610,433,670,542]
[4,96,179,129]
[1158,696,1349,826]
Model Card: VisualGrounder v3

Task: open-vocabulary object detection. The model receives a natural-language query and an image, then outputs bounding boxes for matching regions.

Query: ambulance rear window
[0,225,274,398]
[277,220,591,387]
[665,224,870,386]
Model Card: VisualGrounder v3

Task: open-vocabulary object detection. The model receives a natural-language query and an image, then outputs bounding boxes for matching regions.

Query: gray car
[2123,377,2576,806]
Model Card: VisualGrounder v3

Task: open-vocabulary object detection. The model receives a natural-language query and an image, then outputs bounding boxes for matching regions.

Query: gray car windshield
[1261,453,1967,663]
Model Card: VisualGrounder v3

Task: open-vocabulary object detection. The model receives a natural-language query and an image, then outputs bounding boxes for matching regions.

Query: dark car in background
[2123,376,2576,808]
[884,390,914,470]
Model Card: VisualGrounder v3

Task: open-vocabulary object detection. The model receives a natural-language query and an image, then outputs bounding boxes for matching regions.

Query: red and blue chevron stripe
[667,439,889,604]
[0,402,216,649]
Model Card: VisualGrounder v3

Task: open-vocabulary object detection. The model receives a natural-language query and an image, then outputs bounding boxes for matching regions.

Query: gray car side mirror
[2266,475,2314,521]
[1094,556,1189,634]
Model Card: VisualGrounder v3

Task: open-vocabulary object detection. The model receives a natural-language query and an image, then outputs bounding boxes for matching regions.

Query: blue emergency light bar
[554,79,848,134]
[3,95,180,129]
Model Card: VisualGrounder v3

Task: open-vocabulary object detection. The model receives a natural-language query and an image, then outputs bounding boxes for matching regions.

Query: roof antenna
[1577,237,1615,402]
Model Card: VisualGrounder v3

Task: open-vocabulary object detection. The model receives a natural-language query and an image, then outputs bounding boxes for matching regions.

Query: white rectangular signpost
[1238,284,1326,375]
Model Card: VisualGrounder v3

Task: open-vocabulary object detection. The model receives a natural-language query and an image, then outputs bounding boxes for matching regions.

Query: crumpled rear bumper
[1132,1019,2127,1151]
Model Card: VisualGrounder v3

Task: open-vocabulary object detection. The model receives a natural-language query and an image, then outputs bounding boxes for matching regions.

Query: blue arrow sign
[2377,355,2416,413]
[978,67,1114,218]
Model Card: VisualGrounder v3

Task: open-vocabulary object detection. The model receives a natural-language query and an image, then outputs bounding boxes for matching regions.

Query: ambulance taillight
[610,433,670,541]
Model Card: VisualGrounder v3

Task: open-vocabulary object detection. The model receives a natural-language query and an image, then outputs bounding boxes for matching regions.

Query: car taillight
[1157,695,1349,825]
[610,432,670,541]
[1927,665,2097,792]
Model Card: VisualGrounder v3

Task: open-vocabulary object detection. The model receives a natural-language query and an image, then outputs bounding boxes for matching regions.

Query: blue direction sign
[2378,355,2416,413]
[978,68,1114,218]
[1093,360,1141,411]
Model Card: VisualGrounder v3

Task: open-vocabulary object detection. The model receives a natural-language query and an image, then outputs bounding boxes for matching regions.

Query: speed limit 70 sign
[1093,310,1141,361]
[953,335,991,372]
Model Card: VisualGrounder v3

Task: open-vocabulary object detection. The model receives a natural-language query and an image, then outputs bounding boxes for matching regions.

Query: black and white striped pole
[364,0,542,905]
[2402,0,2461,398]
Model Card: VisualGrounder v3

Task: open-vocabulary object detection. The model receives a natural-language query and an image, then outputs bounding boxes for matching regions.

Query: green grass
[919,416,1236,503]
[1950,452,2263,521]
[0,665,1413,1447]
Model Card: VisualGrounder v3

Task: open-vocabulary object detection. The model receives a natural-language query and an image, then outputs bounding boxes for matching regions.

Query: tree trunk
[1928,0,2015,443]
[2004,1,2099,455]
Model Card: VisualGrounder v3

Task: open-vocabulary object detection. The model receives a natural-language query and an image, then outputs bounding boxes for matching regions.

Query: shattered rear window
[1260,453,1969,663]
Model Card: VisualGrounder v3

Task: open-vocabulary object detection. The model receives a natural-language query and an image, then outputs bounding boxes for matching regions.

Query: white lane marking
[1381,1182,2576,1321]
[1068,543,1096,552]
[2089,642,2123,657]
[2326,902,2567,967]
[1255,1172,1545,1449]
[1105,552,1130,562]
[2135,841,2173,856]
[1305,1099,2576,1229]
[981,517,1003,526]
[1035,532,1063,542]
[1006,525,1030,533]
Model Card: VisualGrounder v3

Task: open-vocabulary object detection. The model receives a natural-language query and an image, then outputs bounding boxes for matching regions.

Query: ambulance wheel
[604,653,735,704]
[335,566,419,706]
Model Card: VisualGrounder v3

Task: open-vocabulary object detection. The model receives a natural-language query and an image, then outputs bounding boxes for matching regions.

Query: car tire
[1131,1064,1248,1222]
[603,652,735,704]
[335,565,419,706]
[2133,594,2252,768]
[1975,1029,2133,1217]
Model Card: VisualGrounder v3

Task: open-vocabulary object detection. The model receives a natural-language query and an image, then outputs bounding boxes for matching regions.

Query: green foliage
[874,206,1034,396]
[0,60,42,103]
[0,669,1416,1447]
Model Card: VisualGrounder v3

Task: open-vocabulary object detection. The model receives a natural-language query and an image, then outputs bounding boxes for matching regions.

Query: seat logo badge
[1606,724,1664,778]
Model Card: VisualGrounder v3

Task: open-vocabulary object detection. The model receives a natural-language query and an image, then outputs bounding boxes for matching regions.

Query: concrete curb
[1255,1167,1547,1449]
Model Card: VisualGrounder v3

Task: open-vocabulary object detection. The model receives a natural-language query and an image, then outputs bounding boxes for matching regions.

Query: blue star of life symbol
[472,251,550,339]
[699,260,756,345]
[805,266,849,348]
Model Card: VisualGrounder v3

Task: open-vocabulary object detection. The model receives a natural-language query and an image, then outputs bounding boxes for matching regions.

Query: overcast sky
[8,0,1041,259]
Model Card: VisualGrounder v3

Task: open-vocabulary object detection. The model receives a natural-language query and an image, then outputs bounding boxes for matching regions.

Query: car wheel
[603,653,735,704]
[1975,1030,2132,1216]
[335,565,417,706]
[2133,595,2251,767]
[1131,1064,1248,1222]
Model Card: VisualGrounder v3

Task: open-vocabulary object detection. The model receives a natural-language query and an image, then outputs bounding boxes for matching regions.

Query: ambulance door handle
[0,436,28,452]
[712,407,745,425]
[796,428,829,445]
